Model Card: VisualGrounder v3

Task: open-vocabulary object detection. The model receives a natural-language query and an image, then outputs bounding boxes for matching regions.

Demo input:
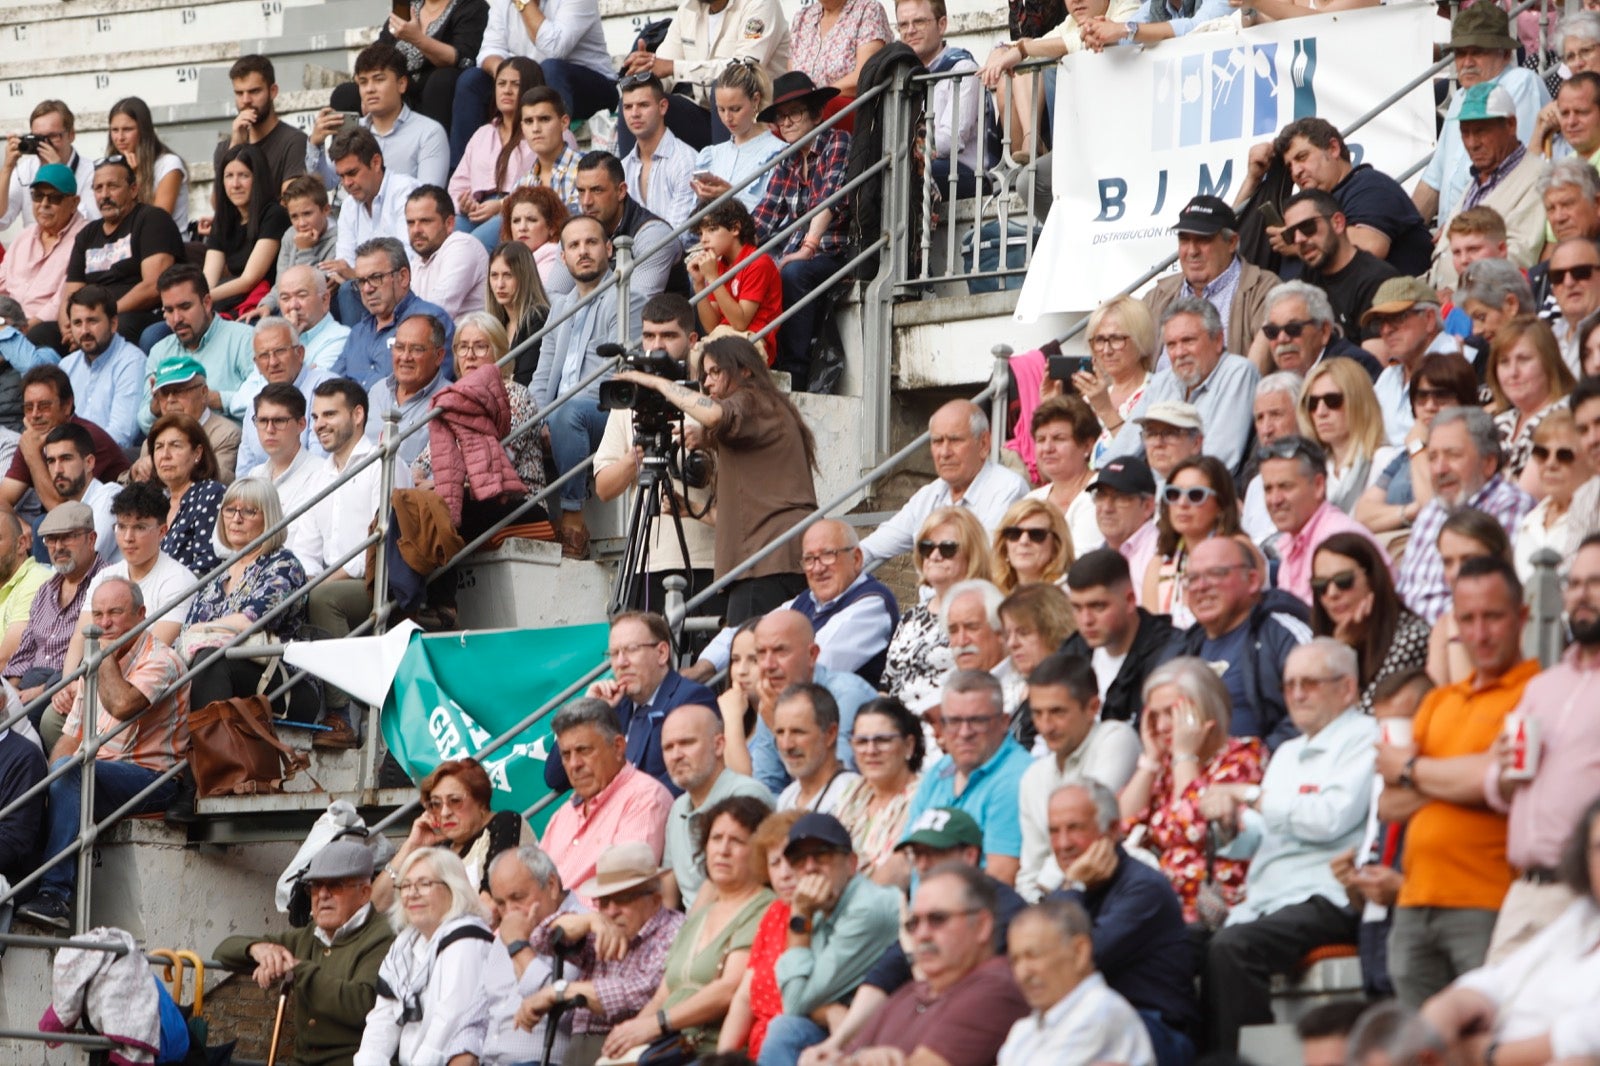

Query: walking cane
[265,975,292,1066]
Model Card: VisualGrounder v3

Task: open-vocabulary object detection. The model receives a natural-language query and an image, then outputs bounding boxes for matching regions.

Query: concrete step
[1,0,320,67]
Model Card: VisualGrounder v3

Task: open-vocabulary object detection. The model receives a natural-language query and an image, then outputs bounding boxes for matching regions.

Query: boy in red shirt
[689,199,781,363]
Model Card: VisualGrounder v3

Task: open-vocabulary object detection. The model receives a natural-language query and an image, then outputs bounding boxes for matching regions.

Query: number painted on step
[6,83,22,98]
[94,73,110,89]
[11,24,25,40]
[180,7,197,22]
[95,16,112,31]
[176,66,199,83]
[260,0,283,15]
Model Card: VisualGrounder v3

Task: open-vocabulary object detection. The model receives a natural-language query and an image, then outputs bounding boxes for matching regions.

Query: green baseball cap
[898,807,983,851]
[1457,83,1516,123]
[31,163,77,196]
[153,354,207,391]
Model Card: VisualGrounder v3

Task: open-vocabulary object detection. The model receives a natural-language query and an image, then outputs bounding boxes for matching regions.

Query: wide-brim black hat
[757,71,841,123]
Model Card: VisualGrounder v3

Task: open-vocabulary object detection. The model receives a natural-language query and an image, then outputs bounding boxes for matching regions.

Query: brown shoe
[313,716,360,750]
[557,512,590,559]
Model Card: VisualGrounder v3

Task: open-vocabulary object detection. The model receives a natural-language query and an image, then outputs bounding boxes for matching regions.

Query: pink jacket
[427,365,527,524]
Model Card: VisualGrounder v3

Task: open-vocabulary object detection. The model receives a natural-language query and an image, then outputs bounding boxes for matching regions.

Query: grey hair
[808,517,860,549]
[387,846,485,933]
[355,236,409,272]
[400,313,448,351]
[94,574,143,611]
[1162,296,1224,338]
[489,844,563,891]
[1017,897,1093,942]
[253,315,301,347]
[944,579,1004,634]
[1346,1001,1448,1066]
[1262,280,1336,327]
[282,263,332,294]
[0,296,25,330]
[1257,371,1305,400]
[1431,405,1502,467]
[1458,257,1535,312]
[1293,637,1360,684]
[1141,656,1233,737]
[1050,778,1120,833]
[1560,10,1600,47]
[215,477,287,556]
[1540,157,1600,199]
[932,401,990,439]
[942,667,1005,716]
[551,696,623,740]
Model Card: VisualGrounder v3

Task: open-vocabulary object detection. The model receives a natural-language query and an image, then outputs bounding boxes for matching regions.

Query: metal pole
[614,235,634,348]
[1529,548,1565,666]
[372,410,400,638]
[990,345,1012,465]
[75,625,102,935]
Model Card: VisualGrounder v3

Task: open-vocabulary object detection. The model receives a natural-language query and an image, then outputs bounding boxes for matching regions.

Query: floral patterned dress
[1124,736,1266,923]
[834,775,920,877]
[184,547,308,639]
[790,0,893,87]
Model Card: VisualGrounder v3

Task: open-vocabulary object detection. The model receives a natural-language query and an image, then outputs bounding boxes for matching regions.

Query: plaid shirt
[752,128,851,257]
[531,905,686,1035]
[1397,474,1535,623]
[518,146,583,214]
[8,557,106,678]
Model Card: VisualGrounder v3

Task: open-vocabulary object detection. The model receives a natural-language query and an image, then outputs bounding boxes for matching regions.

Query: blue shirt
[0,325,58,375]
[904,737,1034,859]
[749,664,875,796]
[313,106,450,188]
[141,317,256,433]
[342,290,455,388]
[364,368,451,467]
[1101,353,1261,477]
[300,314,352,373]
[59,334,147,448]
[232,362,336,474]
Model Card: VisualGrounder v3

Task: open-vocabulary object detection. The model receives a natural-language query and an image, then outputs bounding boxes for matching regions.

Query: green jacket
[214,907,396,1066]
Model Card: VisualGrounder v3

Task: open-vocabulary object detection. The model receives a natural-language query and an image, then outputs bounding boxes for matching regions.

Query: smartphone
[391,0,411,19]
[1259,201,1285,229]
[1047,354,1092,381]
[692,170,717,183]
[338,111,362,137]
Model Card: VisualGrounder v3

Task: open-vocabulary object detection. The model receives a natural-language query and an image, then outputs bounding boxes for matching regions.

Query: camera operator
[611,334,818,626]
[3,101,97,230]
[594,295,722,632]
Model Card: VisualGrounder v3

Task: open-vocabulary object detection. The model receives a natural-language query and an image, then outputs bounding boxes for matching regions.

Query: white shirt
[335,171,425,268]
[1455,899,1600,1059]
[79,479,121,564]
[297,436,413,580]
[249,449,327,573]
[622,129,699,237]
[476,0,614,77]
[88,552,197,631]
[997,972,1155,1066]
[1089,646,1126,705]
[2,149,97,229]
[481,894,587,1066]
[1015,719,1142,901]
[411,231,489,320]
[778,770,861,814]
[861,461,1031,567]
[353,917,493,1066]
[698,571,896,673]
[1026,484,1102,555]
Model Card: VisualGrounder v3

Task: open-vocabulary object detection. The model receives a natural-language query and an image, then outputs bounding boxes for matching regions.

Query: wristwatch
[552,978,570,999]
[789,914,813,934]
[1399,755,1418,790]
[1407,437,1427,458]
[1123,20,1139,43]
[504,939,531,957]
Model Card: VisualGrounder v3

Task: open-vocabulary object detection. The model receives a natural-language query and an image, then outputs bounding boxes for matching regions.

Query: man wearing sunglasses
[1543,236,1600,368]
[213,840,393,1066]
[1276,190,1399,348]
[1262,436,1390,607]
[1253,281,1382,384]
[0,164,86,346]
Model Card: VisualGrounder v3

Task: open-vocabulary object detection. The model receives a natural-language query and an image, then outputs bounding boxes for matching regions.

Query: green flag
[380,624,610,834]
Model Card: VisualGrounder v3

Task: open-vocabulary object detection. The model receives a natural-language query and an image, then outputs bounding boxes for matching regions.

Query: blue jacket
[542,670,716,796]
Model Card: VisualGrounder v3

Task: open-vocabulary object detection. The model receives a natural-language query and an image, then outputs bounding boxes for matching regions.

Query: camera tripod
[608,450,698,619]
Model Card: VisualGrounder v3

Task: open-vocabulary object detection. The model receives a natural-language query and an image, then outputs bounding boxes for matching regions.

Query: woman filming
[612,335,818,625]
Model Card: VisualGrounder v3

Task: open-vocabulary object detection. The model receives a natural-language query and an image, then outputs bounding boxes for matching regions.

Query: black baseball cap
[784,812,853,857]
[1175,195,1237,236]
[1086,458,1156,497]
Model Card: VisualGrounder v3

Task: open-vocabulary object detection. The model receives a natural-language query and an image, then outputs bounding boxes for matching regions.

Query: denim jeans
[40,755,177,900]
[546,395,609,510]
[540,58,619,122]
[757,1016,829,1066]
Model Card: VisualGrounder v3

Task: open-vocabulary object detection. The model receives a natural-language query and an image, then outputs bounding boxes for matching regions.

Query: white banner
[1015,3,1439,320]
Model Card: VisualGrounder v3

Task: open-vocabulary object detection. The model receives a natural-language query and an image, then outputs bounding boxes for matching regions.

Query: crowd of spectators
[7,0,1600,1062]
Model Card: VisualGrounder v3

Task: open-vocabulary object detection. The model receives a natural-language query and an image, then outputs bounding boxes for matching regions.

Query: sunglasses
[1412,386,1458,405]
[1532,444,1579,464]
[1282,216,1324,242]
[1310,569,1359,596]
[917,539,960,560]
[1001,526,1053,544]
[618,70,656,89]
[903,907,979,934]
[1261,319,1313,341]
[1306,392,1346,412]
[1550,263,1599,286]
[1162,484,1217,506]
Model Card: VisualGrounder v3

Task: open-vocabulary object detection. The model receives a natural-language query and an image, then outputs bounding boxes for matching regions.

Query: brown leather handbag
[187,696,313,797]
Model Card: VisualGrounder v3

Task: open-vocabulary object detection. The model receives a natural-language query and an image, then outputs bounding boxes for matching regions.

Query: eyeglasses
[1088,332,1131,351]
[801,546,852,569]
[850,732,903,748]
[1283,674,1342,694]
[1532,444,1580,464]
[1306,392,1346,412]
[917,539,960,561]
[1310,569,1359,596]
[1261,319,1313,341]
[92,153,127,168]
[903,907,979,934]
[1260,437,1325,465]
[773,109,811,127]
[941,712,1000,733]
[425,793,472,812]
[1180,563,1249,588]
[256,345,299,362]
[455,340,496,355]
[353,268,399,290]
[253,415,296,429]
[1000,525,1053,544]
[222,505,262,520]
[896,15,935,29]
[29,189,66,204]
[1370,308,1425,330]
[1565,43,1600,64]
[1281,216,1325,242]
[1550,263,1599,286]
[1162,484,1217,506]
[607,639,665,661]
[1144,425,1194,442]
[1412,386,1458,406]
[394,878,444,896]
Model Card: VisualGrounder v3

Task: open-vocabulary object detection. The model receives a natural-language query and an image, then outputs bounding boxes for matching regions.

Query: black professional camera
[597,344,711,490]
[15,135,44,155]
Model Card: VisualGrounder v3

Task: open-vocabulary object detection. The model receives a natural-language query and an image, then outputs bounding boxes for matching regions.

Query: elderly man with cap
[4,500,105,714]
[1105,298,1262,478]
[759,812,900,1066]
[1429,83,1550,288]
[0,163,86,343]
[1413,3,1550,231]
[514,841,686,1066]
[1131,401,1203,490]
[128,355,242,484]
[1142,195,1279,361]
[213,840,396,1066]
[1086,458,1159,605]
[1367,277,1461,447]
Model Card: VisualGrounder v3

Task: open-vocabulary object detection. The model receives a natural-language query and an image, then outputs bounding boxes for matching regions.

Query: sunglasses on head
[1306,392,1346,412]
[1532,444,1579,464]
[1310,569,1359,596]
[1001,526,1053,544]
[1550,263,1599,286]
[617,70,655,89]
[917,539,960,560]
[1262,319,1313,341]
[1162,484,1217,506]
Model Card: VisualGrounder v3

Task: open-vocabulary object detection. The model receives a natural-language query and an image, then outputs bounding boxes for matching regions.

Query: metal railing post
[75,625,102,935]
[1529,548,1565,665]
[990,345,1012,464]
[614,236,634,347]
[372,411,400,638]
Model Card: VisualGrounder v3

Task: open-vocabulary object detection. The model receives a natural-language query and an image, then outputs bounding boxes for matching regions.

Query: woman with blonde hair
[1066,295,1157,468]
[992,496,1074,594]
[1487,315,1576,492]
[1298,357,1398,515]
[880,507,991,714]
[1515,408,1592,583]
[483,240,549,383]
[691,61,785,209]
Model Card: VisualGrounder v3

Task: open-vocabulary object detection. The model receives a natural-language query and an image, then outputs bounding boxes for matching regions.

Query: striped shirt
[7,558,106,679]
[1396,474,1535,622]
[63,630,190,772]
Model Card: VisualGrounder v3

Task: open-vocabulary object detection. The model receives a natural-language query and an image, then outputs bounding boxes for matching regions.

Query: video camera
[596,343,711,489]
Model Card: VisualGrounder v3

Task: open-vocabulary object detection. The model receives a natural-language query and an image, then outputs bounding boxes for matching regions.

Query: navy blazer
[542,670,718,796]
